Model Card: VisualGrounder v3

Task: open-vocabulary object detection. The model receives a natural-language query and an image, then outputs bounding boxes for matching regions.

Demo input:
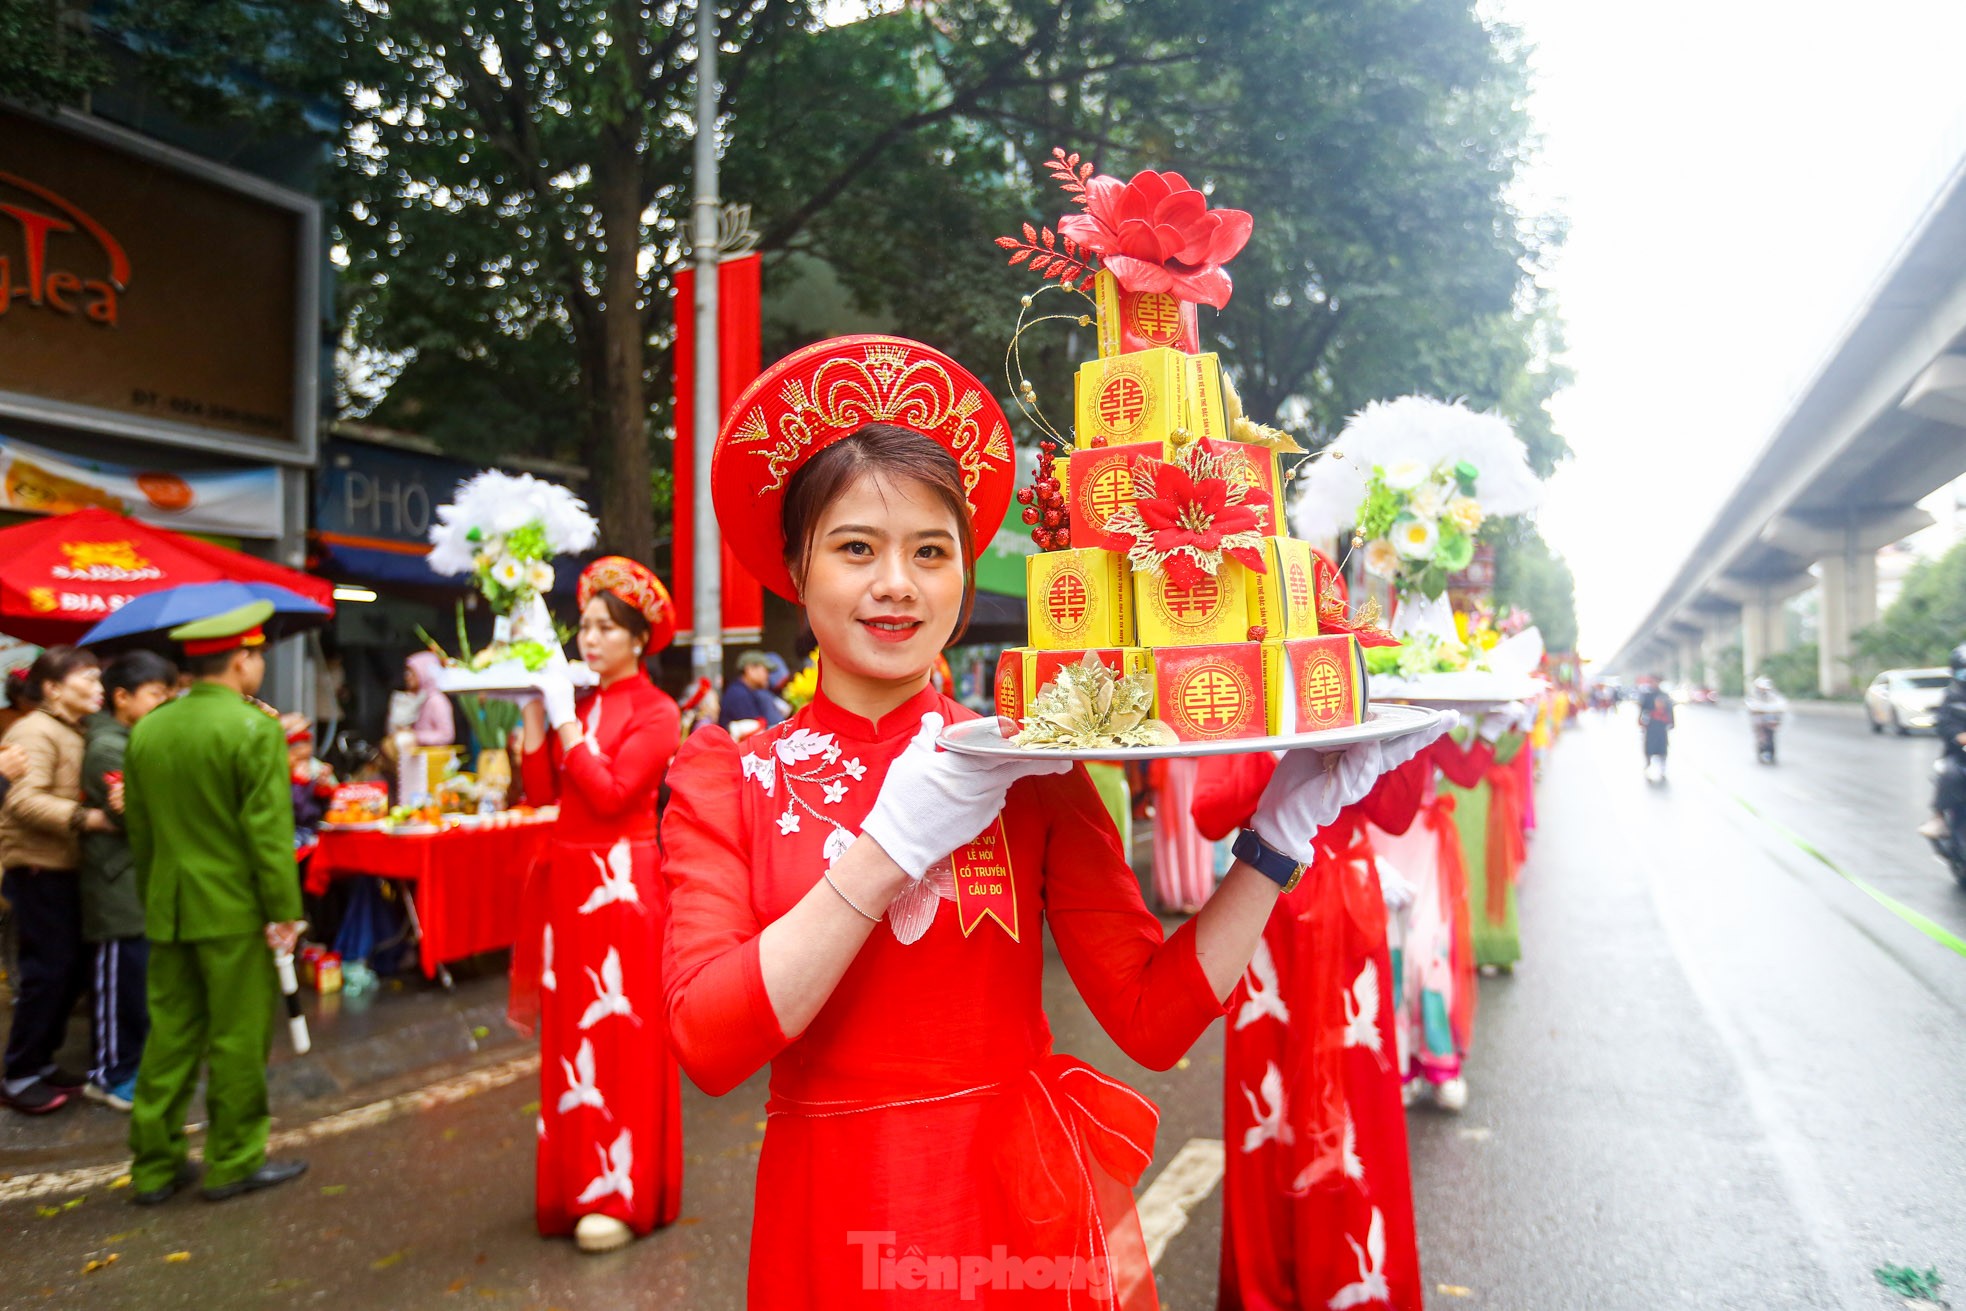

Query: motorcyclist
[1917,643,1966,841]
[1744,677,1788,762]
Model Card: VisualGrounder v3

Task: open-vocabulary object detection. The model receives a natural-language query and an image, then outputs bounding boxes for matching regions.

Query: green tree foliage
[338,0,1562,557]
[1758,642,1820,700]
[1491,525,1578,654]
[1854,540,1966,673]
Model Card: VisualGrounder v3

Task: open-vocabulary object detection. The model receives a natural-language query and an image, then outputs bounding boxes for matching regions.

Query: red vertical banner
[672,253,765,641]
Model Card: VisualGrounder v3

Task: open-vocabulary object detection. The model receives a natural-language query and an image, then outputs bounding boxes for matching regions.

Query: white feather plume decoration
[1295,396,1541,539]
[427,470,600,576]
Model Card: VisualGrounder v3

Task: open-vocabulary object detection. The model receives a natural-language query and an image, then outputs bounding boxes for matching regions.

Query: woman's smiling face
[798,471,965,703]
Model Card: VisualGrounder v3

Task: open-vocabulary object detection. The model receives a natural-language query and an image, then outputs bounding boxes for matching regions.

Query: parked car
[1863,667,1951,734]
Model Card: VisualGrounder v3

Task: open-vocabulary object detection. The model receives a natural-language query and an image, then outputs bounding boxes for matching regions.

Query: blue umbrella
[79,580,331,647]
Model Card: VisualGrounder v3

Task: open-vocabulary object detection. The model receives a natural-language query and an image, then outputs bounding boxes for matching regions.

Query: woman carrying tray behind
[660,336,1450,1309]
[514,556,682,1253]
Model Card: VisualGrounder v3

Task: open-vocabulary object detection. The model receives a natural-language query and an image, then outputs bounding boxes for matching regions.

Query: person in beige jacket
[1,647,118,1116]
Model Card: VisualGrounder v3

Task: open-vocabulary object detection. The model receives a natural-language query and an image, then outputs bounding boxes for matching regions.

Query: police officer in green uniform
[124,602,309,1204]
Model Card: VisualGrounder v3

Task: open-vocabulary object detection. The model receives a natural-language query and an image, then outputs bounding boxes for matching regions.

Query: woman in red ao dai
[516,557,682,1254]
[662,393,1435,1307]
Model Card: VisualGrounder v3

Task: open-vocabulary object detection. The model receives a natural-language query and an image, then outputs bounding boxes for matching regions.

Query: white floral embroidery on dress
[775,728,835,765]
[842,757,866,780]
[741,752,776,796]
[822,827,855,867]
[777,809,801,835]
[822,780,847,805]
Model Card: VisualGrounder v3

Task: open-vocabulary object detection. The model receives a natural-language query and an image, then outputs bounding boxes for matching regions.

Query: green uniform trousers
[128,934,277,1193]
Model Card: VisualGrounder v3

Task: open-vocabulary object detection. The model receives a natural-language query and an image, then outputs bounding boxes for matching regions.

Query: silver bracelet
[821,869,881,923]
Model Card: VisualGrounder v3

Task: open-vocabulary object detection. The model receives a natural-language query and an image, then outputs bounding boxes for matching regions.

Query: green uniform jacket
[79,711,144,942]
[125,683,301,942]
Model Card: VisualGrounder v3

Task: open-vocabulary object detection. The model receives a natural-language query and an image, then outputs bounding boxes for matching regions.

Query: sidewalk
[0,950,530,1179]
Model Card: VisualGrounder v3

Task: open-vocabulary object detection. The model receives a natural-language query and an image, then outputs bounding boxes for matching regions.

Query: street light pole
[690,0,723,689]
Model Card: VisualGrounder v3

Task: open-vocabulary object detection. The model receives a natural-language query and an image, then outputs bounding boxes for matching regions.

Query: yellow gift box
[1074,349,1230,454]
[1263,635,1368,734]
[1150,642,1269,743]
[1093,270,1198,357]
[1134,560,1256,647]
[1027,548,1133,650]
[1246,536,1322,641]
[1065,441,1157,551]
[1212,440,1285,533]
[995,646,1151,721]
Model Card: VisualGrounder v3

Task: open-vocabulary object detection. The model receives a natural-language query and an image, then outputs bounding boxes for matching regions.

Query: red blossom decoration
[1058,169,1253,310]
[1108,442,1270,588]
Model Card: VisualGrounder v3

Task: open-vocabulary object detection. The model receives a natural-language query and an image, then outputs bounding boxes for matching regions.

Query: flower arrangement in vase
[425,471,599,682]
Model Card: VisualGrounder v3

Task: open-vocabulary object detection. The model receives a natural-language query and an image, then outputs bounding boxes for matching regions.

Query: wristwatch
[1232,829,1308,893]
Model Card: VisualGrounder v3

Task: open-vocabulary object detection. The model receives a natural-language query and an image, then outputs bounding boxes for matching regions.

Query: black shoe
[0,1079,71,1115]
[132,1162,201,1206]
[39,1067,87,1090]
[202,1158,307,1202]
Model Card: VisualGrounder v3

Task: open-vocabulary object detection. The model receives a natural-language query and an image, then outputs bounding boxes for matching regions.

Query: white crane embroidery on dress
[1342,960,1381,1054]
[541,924,556,992]
[1288,1110,1364,1195]
[557,1037,609,1117]
[1326,1207,1390,1309]
[578,839,640,914]
[1238,1060,1294,1154]
[575,1128,635,1208]
[578,947,638,1029]
[1234,938,1291,1030]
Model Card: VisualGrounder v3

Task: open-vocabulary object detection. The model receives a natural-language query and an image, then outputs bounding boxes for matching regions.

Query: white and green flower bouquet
[425,471,599,690]
[1297,395,1544,697]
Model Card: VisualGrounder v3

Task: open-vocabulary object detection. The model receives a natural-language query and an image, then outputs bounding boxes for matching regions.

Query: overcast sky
[1489,0,1966,659]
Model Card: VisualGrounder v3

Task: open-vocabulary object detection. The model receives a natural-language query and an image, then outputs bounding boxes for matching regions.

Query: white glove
[1250,711,1459,860]
[1378,862,1418,915]
[535,666,578,729]
[860,712,1072,881]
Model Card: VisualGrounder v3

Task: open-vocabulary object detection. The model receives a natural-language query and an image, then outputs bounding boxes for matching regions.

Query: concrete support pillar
[1740,592,1789,684]
[1817,545,1878,697]
[1677,634,1704,687]
[1701,622,1733,690]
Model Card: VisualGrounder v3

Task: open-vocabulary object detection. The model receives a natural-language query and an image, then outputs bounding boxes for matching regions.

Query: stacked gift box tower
[995,272,1368,744]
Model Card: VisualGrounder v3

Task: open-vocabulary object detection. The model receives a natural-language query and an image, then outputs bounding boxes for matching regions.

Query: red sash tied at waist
[768,1054,1162,1310]
[1482,764,1527,928]
[984,1054,1161,1311]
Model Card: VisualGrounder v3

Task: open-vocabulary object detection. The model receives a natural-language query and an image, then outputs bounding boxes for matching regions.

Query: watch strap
[1232,829,1307,893]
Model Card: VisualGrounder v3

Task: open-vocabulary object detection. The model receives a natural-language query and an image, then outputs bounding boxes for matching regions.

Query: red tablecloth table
[305,820,556,979]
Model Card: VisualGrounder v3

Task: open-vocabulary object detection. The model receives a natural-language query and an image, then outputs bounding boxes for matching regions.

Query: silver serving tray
[937,702,1447,762]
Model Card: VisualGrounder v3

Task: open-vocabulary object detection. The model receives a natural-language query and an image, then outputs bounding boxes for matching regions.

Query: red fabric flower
[1133,461,1267,587]
[1059,170,1254,310]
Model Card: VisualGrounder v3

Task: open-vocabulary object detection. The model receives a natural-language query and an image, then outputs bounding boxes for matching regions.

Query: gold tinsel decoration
[1013,653,1179,750]
[1221,375,1306,454]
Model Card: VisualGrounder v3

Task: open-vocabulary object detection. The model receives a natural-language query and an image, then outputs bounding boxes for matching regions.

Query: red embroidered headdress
[577,555,676,651]
[711,335,1016,602]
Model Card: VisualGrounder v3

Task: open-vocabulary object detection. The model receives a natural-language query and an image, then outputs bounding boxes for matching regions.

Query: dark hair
[26,645,99,702]
[779,423,977,642]
[103,650,179,699]
[593,589,653,649]
[187,648,250,679]
[5,667,36,711]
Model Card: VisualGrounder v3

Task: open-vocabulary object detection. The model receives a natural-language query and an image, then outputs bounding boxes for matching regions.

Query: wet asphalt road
[1409,703,1966,1310]
[3,704,1963,1309]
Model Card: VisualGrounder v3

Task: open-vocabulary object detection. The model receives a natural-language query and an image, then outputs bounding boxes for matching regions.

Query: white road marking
[0,1052,540,1206]
[1137,1136,1226,1266]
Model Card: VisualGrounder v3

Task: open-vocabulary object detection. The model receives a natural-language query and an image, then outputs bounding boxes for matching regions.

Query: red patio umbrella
[0,507,334,647]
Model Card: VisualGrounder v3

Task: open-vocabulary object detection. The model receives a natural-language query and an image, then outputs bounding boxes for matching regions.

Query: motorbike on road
[1929,758,1966,890]
[1744,678,1788,766]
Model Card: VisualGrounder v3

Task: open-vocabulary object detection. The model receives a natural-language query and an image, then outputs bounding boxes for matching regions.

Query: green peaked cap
[167,599,276,644]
